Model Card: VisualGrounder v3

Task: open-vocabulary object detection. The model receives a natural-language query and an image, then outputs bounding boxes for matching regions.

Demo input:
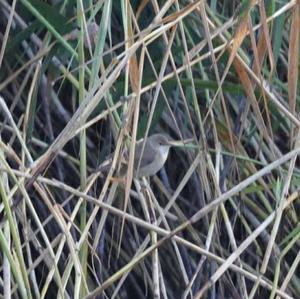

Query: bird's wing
[134,140,156,169]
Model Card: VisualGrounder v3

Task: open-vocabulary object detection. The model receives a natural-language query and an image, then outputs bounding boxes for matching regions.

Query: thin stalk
[77,1,87,297]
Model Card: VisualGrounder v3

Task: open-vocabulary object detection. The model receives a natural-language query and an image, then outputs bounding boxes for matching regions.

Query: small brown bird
[96,134,172,178]
[133,134,172,177]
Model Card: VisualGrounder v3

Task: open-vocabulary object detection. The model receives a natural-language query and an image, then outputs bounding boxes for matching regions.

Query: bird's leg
[138,177,152,195]
[139,178,148,191]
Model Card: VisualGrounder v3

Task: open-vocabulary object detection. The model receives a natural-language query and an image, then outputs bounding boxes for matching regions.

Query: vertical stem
[77,0,87,297]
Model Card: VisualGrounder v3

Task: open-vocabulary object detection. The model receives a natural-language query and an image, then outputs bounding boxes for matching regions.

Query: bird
[95,133,172,178]
[133,133,172,177]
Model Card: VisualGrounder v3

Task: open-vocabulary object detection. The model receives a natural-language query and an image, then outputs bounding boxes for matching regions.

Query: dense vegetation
[0,0,299,298]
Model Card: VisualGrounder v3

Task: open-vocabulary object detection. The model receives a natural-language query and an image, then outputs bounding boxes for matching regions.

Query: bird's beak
[167,138,194,147]
[166,140,176,146]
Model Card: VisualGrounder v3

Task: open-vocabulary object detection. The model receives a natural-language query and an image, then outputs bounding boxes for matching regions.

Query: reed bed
[0,0,299,298]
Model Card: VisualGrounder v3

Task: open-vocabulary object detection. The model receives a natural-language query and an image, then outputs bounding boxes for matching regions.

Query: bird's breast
[136,146,169,177]
[158,146,170,164]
